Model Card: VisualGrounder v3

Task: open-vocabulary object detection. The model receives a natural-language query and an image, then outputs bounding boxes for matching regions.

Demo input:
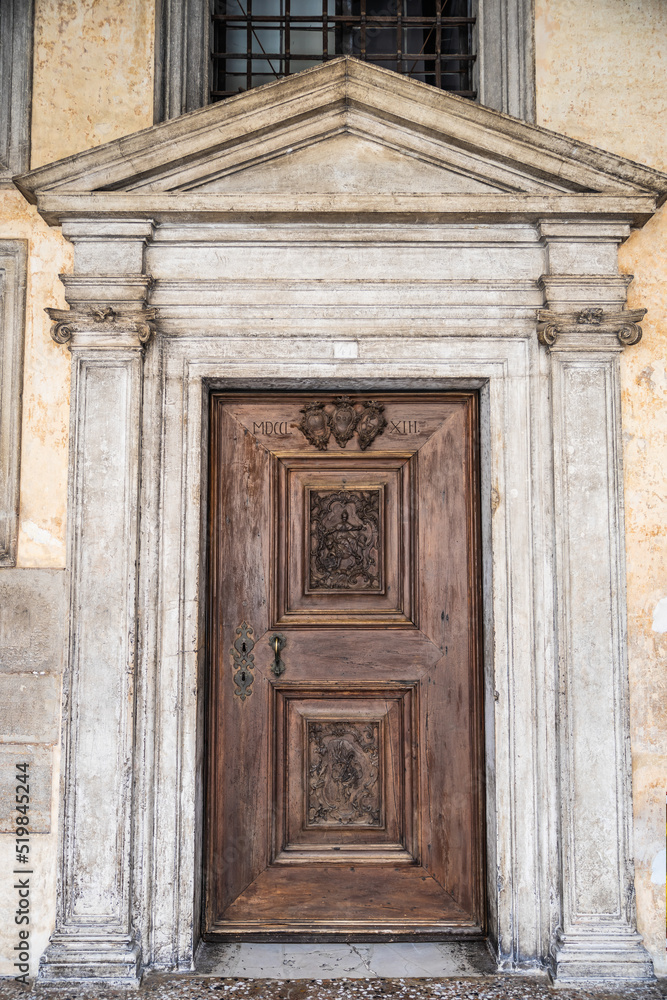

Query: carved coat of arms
[297,401,331,450]
[296,397,387,451]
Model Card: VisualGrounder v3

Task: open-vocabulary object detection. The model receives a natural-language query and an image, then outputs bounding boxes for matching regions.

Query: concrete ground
[0,975,666,1000]
[1,948,665,1000]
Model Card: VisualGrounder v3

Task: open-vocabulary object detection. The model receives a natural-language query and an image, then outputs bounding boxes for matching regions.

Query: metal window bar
[211,0,475,98]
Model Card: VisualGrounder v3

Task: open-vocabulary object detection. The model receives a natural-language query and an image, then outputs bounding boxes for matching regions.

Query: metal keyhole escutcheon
[270,633,287,676]
[231,621,255,702]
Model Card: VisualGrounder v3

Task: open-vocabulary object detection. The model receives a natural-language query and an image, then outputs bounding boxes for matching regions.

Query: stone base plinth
[38,934,142,986]
[550,929,654,984]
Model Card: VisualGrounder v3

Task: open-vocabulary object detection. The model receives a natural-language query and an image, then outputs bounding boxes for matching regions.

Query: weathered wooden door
[205,392,484,938]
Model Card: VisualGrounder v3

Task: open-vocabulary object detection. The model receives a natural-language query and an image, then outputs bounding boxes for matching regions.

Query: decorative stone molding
[545,316,653,980]
[0,241,28,567]
[477,0,535,122]
[537,307,647,350]
[59,275,155,311]
[47,306,156,349]
[0,0,33,183]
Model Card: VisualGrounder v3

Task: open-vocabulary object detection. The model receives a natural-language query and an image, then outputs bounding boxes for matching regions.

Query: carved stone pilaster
[38,302,152,985]
[541,290,654,982]
[537,307,646,350]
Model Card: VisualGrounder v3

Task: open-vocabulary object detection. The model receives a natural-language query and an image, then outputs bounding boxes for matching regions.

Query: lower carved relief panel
[307,720,382,827]
[273,683,418,863]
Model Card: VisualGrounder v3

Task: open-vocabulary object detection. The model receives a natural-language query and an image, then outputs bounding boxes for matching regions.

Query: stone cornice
[537,307,646,351]
[22,193,664,228]
[47,306,156,350]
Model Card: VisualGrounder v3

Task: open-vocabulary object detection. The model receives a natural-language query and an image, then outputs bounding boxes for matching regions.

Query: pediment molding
[14,59,667,226]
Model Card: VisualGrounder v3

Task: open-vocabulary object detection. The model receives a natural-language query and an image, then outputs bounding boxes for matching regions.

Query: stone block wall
[0,570,65,976]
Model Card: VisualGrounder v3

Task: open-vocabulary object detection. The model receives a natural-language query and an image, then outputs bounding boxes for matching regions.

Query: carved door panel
[205,393,484,937]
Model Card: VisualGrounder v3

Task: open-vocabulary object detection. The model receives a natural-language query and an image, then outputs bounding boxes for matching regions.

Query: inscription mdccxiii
[307,720,381,827]
[250,417,420,439]
[309,489,382,591]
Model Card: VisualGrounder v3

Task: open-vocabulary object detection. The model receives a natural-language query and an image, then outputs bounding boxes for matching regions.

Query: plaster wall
[0,0,665,981]
[535,0,667,975]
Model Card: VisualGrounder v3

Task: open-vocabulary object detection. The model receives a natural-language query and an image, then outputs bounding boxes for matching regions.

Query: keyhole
[241,642,247,653]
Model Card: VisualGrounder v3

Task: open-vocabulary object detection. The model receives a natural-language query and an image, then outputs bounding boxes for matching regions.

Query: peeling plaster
[651,597,667,633]
[31,0,155,167]
[651,848,666,886]
[21,520,62,552]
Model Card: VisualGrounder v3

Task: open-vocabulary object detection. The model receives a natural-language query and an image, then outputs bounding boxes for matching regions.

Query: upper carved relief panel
[308,489,382,592]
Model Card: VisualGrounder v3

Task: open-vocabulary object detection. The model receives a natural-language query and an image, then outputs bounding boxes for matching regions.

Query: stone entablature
[13,58,667,986]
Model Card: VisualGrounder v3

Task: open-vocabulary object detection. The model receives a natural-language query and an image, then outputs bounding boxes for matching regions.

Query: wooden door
[205,392,484,938]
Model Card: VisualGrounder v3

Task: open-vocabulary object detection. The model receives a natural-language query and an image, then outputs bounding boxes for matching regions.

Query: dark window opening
[210,0,476,100]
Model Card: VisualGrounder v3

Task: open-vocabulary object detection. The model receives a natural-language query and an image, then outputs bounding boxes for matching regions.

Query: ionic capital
[537,307,646,351]
[47,305,156,350]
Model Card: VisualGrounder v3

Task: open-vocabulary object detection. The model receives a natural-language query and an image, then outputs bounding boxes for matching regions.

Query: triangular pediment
[194,132,504,196]
[15,58,667,223]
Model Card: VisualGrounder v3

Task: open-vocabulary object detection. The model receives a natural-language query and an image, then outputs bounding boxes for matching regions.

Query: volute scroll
[46,305,157,348]
[537,307,647,350]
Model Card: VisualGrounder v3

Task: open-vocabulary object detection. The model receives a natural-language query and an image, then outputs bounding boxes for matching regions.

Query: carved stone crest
[297,402,330,450]
[296,397,387,450]
[330,396,358,448]
[356,400,387,451]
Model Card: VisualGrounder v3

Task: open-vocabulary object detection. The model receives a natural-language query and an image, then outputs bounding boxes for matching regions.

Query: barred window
[210,0,475,100]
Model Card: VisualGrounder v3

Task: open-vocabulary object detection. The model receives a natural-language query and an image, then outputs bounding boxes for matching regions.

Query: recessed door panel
[205,392,484,937]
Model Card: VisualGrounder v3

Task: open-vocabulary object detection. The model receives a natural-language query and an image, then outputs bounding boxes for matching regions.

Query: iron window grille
[210,0,476,99]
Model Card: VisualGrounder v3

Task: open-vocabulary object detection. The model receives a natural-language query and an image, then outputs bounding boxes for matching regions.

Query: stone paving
[0,977,666,1000]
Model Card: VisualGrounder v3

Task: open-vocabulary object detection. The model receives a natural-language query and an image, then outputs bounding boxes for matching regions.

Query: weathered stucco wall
[0,0,154,978]
[31,0,155,170]
[536,0,667,975]
[1,192,70,569]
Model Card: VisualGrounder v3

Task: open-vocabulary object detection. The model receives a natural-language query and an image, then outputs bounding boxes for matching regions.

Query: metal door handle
[269,633,286,676]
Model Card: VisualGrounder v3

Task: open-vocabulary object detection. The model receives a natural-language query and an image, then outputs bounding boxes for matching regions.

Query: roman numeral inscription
[387,420,421,435]
[308,489,382,591]
[307,720,381,827]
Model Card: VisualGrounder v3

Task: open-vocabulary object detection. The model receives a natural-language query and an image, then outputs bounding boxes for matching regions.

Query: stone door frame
[37,290,653,983]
